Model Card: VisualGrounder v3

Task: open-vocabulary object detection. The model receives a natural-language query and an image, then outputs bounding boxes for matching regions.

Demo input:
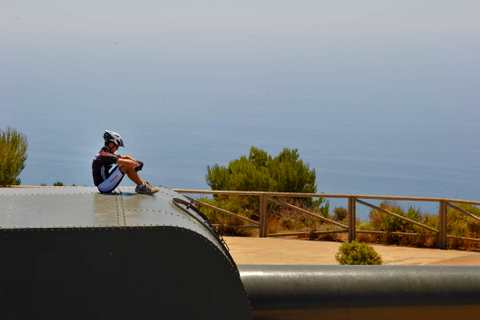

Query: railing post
[438,201,448,249]
[259,194,268,238]
[348,197,357,242]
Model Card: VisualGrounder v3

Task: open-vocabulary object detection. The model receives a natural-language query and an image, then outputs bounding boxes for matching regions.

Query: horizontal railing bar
[173,189,480,205]
[446,202,480,223]
[356,199,439,233]
[357,230,422,237]
[269,198,349,229]
[447,199,480,206]
[447,235,480,243]
[211,224,259,229]
[267,231,480,241]
[192,200,260,226]
[268,230,347,237]
[358,230,480,245]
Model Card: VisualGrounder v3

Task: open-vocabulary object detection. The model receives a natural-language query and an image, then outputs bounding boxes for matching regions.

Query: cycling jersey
[92,147,121,187]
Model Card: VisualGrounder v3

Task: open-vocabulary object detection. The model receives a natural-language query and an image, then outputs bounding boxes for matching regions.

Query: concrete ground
[225,236,480,265]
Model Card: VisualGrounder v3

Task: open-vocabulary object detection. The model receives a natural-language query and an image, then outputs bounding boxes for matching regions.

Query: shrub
[333,207,348,221]
[53,181,64,186]
[207,146,317,194]
[203,146,326,235]
[335,241,382,265]
[369,202,418,234]
[0,128,28,186]
[362,201,480,249]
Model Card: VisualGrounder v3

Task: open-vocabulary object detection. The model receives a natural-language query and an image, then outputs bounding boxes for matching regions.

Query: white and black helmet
[103,130,124,147]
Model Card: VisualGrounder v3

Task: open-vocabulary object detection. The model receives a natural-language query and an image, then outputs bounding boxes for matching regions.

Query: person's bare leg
[117,157,158,194]
[118,158,144,186]
[124,166,144,185]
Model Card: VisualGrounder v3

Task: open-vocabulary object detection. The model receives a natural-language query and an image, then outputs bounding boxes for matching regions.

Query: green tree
[204,147,320,233]
[0,128,28,186]
[206,146,317,193]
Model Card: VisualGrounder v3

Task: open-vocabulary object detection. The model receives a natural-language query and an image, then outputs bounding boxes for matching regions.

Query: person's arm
[117,156,143,171]
[119,154,136,161]
[98,150,119,164]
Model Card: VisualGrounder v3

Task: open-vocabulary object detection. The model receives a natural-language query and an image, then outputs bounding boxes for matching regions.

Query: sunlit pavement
[225,236,480,265]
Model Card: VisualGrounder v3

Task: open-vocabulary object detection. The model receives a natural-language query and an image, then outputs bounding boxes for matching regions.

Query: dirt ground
[225,236,480,265]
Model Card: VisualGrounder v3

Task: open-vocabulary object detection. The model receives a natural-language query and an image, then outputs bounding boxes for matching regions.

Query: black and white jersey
[92,147,120,186]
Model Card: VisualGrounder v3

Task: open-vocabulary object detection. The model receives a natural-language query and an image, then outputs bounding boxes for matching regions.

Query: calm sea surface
[2,102,480,216]
[2,1,480,217]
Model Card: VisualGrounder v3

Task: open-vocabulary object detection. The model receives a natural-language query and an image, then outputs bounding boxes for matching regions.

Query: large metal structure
[1,187,480,320]
[0,187,251,320]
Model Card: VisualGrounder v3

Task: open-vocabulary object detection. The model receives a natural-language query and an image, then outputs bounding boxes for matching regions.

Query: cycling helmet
[103,130,125,147]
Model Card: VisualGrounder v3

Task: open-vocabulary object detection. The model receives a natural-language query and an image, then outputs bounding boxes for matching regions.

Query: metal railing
[173,189,480,249]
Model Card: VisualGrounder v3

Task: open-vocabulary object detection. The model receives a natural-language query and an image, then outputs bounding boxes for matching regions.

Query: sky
[2,1,479,59]
[2,1,479,100]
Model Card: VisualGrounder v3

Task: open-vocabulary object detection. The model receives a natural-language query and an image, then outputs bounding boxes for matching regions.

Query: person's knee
[135,161,144,172]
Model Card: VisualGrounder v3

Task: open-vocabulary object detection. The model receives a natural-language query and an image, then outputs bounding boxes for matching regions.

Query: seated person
[92,130,159,195]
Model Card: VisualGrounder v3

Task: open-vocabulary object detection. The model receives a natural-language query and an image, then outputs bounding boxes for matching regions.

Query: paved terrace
[225,236,480,265]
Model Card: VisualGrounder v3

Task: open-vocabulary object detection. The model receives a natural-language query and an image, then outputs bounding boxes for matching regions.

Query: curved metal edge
[240,265,480,310]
